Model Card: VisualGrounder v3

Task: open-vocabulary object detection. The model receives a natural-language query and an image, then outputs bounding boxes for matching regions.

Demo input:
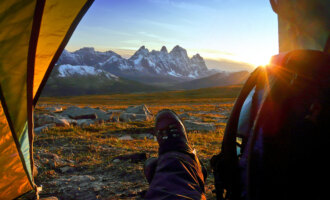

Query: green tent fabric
[0,0,93,199]
[270,0,330,52]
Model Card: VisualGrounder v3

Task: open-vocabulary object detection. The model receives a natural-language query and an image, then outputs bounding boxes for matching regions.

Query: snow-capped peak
[57,45,214,80]
[57,64,118,80]
[134,46,149,56]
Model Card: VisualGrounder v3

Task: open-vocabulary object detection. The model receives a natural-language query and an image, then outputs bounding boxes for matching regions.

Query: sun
[239,51,274,68]
[196,48,276,69]
[247,55,272,67]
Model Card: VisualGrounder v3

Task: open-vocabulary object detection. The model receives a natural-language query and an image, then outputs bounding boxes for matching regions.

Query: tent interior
[0,0,328,199]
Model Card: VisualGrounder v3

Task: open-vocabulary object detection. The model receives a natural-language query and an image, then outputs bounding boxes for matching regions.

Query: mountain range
[42,46,250,96]
[57,45,217,84]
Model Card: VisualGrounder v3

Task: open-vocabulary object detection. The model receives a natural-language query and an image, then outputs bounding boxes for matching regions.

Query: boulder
[119,104,153,122]
[62,106,110,121]
[76,119,95,126]
[107,109,123,114]
[125,104,152,115]
[34,114,55,127]
[34,114,70,127]
[44,106,62,112]
[54,118,70,127]
[34,124,55,134]
[183,120,216,132]
[63,118,77,126]
[119,113,151,122]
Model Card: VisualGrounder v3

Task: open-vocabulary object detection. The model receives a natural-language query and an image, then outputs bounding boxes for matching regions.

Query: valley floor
[33,87,239,200]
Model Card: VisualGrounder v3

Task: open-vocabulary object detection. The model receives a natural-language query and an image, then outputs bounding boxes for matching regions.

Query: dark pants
[144,151,206,200]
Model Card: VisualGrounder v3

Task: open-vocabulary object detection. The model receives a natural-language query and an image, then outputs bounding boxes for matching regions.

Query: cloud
[148,0,215,12]
[140,19,182,32]
[138,31,163,40]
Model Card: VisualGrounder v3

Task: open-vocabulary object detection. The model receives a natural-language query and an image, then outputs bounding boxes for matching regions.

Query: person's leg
[144,109,207,200]
[144,157,158,184]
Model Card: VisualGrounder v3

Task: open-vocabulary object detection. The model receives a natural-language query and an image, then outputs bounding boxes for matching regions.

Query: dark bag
[211,50,330,200]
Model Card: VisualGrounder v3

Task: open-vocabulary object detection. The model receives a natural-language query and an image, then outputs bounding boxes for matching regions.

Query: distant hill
[172,71,250,90]
[39,84,243,105]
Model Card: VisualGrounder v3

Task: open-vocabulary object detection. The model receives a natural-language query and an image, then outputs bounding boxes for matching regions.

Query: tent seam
[27,0,46,191]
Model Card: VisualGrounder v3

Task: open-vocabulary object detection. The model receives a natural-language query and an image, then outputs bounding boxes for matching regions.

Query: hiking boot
[155,109,192,155]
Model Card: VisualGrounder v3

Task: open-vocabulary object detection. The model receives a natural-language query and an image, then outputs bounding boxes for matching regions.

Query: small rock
[119,135,133,141]
[190,116,202,121]
[216,118,228,123]
[110,115,120,122]
[40,197,58,200]
[136,133,154,139]
[39,152,67,168]
[113,159,121,163]
[91,182,103,192]
[34,124,55,134]
[59,166,75,173]
[179,113,190,119]
[70,175,95,182]
[184,120,216,132]
[113,152,148,163]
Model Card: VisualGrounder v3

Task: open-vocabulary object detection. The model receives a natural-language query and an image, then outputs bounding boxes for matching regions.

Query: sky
[66,0,279,67]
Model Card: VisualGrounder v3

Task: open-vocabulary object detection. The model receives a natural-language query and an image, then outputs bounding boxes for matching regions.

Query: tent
[0,0,328,199]
[0,0,94,199]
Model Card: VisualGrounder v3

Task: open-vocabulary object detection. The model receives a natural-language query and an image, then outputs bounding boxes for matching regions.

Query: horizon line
[65,45,258,67]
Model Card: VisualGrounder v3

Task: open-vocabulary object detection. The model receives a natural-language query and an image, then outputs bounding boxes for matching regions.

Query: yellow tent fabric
[0,0,93,199]
[0,104,32,200]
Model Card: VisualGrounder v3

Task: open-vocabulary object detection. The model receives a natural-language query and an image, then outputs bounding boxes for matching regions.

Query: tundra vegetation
[33,85,241,200]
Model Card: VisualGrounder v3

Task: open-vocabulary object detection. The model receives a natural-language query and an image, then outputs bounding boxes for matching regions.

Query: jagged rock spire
[161,46,168,53]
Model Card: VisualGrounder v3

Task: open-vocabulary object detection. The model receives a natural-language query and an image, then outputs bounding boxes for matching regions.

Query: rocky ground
[32,103,233,200]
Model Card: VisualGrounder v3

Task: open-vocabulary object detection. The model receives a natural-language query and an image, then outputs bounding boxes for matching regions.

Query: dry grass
[33,86,240,199]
